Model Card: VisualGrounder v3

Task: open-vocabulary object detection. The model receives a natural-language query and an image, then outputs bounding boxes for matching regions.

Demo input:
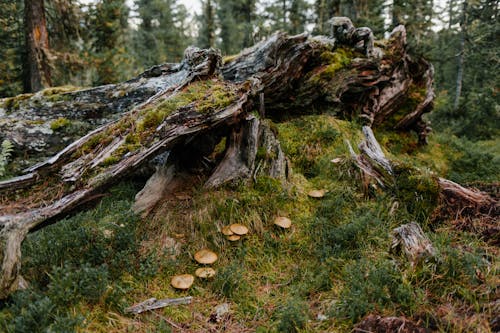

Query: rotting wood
[391,222,436,266]
[125,296,193,314]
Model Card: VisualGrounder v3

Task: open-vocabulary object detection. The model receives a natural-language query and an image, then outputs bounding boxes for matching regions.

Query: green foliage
[212,262,247,298]
[393,163,440,223]
[336,259,417,323]
[0,183,142,331]
[0,0,23,98]
[276,297,310,333]
[133,0,191,67]
[0,139,14,177]
[50,117,72,131]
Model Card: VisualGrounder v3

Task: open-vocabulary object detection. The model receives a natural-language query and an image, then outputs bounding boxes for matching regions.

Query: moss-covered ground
[0,111,497,332]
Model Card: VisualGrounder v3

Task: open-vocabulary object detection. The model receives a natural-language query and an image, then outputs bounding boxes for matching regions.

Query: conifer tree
[0,0,24,97]
[89,0,131,85]
[133,0,191,68]
[197,0,216,49]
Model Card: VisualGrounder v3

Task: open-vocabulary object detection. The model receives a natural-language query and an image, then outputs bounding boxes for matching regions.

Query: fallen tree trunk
[0,25,439,297]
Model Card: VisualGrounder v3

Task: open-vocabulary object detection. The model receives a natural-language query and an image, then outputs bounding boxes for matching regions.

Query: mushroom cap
[194,249,218,264]
[227,234,241,241]
[171,274,194,290]
[308,189,326,198]
[221,225,234,236]
[230,223,249,235]
[274,216,292,229]
[195,267,216,278]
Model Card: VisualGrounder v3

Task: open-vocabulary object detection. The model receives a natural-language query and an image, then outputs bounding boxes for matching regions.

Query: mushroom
[227,235,241,241]
[195,267,216,279]
[171,274,194,290]
[274,216,292,229]
[307,189,326,198]
[194,249,218,264]
[229,224,249,235]
[221,225,234,236]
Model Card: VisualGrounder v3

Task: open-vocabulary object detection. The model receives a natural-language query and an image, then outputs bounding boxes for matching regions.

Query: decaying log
[346,125,393,189]
[125,296,193,314]
[391,222,436,266]
[0,22,437,298]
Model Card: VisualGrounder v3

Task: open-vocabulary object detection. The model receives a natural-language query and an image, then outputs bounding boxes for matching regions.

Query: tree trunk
[23,0,51,92]
[0,26,441,298]
[453,1,466,111]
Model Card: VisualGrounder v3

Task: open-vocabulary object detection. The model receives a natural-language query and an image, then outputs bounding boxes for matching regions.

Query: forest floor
[0,113,498,332]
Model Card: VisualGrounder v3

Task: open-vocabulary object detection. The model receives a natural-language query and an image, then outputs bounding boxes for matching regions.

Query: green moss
[1,93,33,112]
[101,156,121,166]
[50,117,72,131]
[41,86,80,96]
[137,80,237,132]
[393,162,440,223]
[318,47,354,80]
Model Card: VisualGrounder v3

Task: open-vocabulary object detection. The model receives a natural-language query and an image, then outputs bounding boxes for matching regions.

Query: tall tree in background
[45,0,86,86]
[263,0,309,35]
[133,0,191,68]
[431,0,499,140]
[313,0,385,37]
[0,0,23,97]
[217,0,257,54]
[391,0,434,54]
[23,0,52,92]
[197,0,215,49]
[89,0,131,85]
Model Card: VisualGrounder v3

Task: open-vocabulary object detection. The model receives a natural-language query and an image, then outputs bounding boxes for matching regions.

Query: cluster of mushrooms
[170,189,325,290]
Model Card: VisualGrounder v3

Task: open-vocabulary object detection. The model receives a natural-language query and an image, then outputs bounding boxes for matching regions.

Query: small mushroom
[274,216,292,229]
[307,189,326,198]
[230,224,249,235]
[331,157,343,164]
[195,267,216,279]
[221,225,234,236]
[171,274,194,290]
[194,249,218,264]
[227,234,241,241]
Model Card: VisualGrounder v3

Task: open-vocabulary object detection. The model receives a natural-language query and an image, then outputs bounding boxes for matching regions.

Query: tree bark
[0,26,439,298]
[453,1,467,110]
[23,0,51,92]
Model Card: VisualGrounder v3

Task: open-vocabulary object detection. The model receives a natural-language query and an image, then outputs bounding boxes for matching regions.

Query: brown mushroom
[194,249,218,265]
[227,234,241,241]
[229,223,249,235]
[274,216,292,229]
[221,225,234,236]
[307,189,326,198]
[171,274,194,290]
[195,267,216,279]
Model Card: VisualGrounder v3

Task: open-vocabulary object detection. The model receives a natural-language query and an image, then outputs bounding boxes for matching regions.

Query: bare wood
[391,222,436,266]
[125,296,193,314]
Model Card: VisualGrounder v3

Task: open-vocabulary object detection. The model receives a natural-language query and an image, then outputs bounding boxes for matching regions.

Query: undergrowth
[0,114,497,332]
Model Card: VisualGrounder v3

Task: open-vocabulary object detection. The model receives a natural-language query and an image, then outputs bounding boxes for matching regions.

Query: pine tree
[197,0,215,49]
[217,0,258,54]
[0,0,24,97]
[390,0,434,54]
[23,0,52,92]
[89,0,131,85]
[133,0,191,69]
